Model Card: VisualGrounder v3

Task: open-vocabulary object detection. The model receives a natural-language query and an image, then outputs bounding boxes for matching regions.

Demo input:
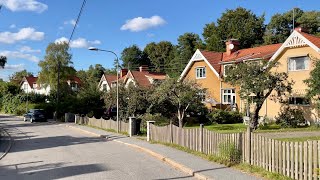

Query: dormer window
[288,56,309,71]
[196,67,206,79]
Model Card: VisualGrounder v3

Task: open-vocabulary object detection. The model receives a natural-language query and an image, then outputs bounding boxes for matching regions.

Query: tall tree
[174,33,204,77]
[38,42,75,91]
[297,11,320,36]
[304,58,320,108]
[9,70,33,84]
[121,45,150,70]
[224,61,293,129]
[203,7,265,51]
[150,78,205,128]
[144,41,175,73]
[0,56,7,68]
[264,8,304,44]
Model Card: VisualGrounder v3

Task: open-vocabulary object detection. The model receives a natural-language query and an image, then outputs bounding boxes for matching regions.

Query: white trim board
[270,30,320,62]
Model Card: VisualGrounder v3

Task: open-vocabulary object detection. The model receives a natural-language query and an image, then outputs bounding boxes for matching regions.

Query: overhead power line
[67,0,87,48]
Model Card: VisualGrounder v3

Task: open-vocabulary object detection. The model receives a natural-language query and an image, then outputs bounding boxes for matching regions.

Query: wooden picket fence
[149,123,320,180]
[75,115,129,134]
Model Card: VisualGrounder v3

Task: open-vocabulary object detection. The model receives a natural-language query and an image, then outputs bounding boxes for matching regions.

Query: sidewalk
[66,123,262,180]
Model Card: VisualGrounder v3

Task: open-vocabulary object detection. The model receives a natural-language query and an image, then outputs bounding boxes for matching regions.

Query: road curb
[0,128,13,160]
[66,124,212,180]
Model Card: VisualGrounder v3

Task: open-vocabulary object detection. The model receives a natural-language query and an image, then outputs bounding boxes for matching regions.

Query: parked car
[102,107,117,120]
[24,109,47,123]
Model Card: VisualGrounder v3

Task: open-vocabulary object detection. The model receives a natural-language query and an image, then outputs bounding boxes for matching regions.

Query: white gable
[179,49,220,80]
[270,30,320,62]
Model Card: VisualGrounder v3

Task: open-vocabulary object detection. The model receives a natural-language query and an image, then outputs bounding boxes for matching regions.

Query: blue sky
[0,0,318,80]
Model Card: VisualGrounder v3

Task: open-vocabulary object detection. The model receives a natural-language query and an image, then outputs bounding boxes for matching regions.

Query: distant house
[20,75,82,95]
[99,65,167,91]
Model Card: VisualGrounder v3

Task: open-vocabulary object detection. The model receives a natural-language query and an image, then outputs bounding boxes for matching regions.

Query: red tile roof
[104,74,117,87]
[68,76,82,85]
[222,43,282,62]
[125,71,167,87]
[200,51,223,74]
[300,32,320,48]
[200,44,282,75]
[25,76,38,87]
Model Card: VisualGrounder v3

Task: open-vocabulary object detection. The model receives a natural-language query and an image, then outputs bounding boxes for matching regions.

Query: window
[102,84,107,91]
[222,89,236,104]
[196,67,206,79]
[198,91,206,102]
[33,83,37,88]
[289,97,310,105]
[288,56,309,71]
[223,64,233,77]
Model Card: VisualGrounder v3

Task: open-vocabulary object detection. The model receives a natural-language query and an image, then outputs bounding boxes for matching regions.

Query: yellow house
[180,40,281,112]
[260,28,320,122]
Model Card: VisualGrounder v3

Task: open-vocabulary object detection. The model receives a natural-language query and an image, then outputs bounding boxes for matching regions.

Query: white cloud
[64,19,77,26]
[55,37,101,48]
[147,33,155,38]
[4,63,24,70]
[0,50,40,62]
[0,0,48,13]
[0,27,44,44]
[19,46,41,53]
[120,15,166,32]
[9,24,16,28]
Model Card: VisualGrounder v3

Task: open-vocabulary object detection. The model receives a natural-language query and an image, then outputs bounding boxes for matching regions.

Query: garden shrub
[207,109,242,124]
[275,106,306,128]
[218,141,241,166]
[138,113,171,127]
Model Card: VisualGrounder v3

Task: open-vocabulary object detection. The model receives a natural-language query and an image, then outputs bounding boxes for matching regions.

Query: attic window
[288,56,309,71]
[196,67,206,79]
[33,83,37,88]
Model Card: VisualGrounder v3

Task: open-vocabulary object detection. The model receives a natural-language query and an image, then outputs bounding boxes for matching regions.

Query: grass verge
[151,141,293,180]
[81,124,129,136]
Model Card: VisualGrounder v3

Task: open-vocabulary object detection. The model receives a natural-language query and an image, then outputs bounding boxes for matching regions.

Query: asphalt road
[0,115,195,180]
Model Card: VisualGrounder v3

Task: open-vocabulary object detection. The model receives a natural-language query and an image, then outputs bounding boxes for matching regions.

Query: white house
[20,76,82,95]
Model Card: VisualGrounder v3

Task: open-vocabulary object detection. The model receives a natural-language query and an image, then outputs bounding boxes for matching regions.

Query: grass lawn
[186,123,247,133]
[186,123,320,134]
[274,136,320,142]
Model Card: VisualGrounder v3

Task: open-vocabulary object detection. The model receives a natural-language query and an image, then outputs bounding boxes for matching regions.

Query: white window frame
[195,67,206,79]
[23,84,28,91]
[102,84,107,91]
[222,88,236,104]
[288,56,309,72]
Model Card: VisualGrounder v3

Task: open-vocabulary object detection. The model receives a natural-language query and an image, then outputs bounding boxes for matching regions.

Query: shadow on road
[0,161,106,179]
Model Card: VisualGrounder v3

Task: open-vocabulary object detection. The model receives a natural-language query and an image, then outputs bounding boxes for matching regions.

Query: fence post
[246,126,252,164]
[200,124,204,153]
[147,121,155,142]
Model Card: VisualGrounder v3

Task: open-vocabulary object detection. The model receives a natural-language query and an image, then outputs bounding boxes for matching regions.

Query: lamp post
[88,47,119,133]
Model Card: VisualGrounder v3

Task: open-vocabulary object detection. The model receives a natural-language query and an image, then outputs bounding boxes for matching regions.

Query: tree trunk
[251,103,263,130]
[177,108,184,128]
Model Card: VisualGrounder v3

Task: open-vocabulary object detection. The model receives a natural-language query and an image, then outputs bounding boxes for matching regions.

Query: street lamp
[88,47,120,133]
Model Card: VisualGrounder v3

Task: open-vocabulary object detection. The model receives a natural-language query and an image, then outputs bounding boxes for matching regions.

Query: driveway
[0,115,195,180]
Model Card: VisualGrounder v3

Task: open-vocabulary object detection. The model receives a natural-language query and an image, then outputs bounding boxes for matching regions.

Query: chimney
[139,65,148,72]
[294,27,309,33]
[120,69,128,77]
[225,39,240,56]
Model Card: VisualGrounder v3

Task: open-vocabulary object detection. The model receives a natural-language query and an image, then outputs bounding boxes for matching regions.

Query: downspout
[220,78,222,109]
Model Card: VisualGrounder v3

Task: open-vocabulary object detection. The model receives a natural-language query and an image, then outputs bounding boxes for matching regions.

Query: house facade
[259,28,320,122]
[20,76,82,95]
[180,40,281,112]
[180,28,320,122]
